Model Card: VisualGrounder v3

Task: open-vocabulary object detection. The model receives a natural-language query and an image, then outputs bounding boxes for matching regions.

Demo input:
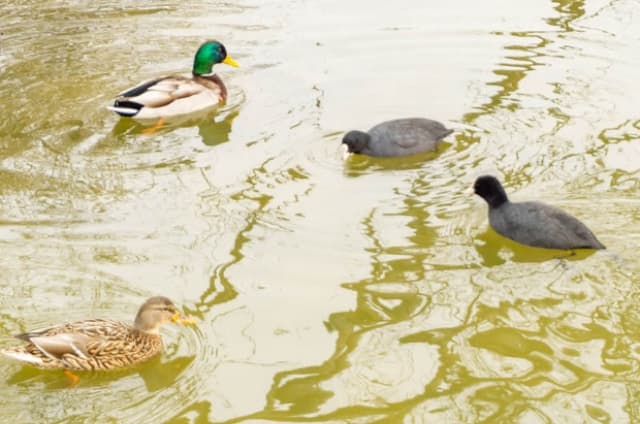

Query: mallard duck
[473,175,605,250]
[0,296,195,373]
[341,118,453,158]
[108,40,239,121]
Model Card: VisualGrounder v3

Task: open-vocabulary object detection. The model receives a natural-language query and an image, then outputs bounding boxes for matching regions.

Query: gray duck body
[343,118,453,157]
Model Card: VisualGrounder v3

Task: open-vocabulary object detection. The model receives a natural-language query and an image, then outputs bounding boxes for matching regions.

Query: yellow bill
[223,55,240,68]
[178,316,197,325]
[171,312,197,325]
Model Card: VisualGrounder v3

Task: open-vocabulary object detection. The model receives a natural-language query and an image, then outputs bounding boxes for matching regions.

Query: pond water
[1,0,640,422]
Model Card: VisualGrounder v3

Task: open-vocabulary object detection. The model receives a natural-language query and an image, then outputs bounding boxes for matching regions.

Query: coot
[342,118,453,158]
[473,175,605,250]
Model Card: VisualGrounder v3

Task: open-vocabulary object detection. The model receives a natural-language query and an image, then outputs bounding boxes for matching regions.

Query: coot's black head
[473,175,509,208]
[341,130,370,154]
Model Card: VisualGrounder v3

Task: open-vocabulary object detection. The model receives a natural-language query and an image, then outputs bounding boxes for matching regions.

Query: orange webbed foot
[64,369,80,386]
[142,117,165,135]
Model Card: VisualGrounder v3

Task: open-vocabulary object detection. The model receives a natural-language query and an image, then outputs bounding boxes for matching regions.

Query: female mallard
[108,40,239,121]
[0,296,195,375]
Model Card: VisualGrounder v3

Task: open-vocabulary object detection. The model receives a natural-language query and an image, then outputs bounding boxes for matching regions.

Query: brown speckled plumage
[1,296,193,371]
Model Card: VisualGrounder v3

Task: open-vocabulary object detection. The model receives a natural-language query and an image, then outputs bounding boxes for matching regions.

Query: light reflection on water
[1,0,640,422]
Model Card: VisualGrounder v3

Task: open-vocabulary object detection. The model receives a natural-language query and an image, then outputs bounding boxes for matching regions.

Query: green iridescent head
[192,40,239,76]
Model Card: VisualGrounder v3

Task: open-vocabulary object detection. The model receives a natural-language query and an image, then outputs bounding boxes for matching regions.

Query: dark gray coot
[473,175,605,250]
[342,118,453,158]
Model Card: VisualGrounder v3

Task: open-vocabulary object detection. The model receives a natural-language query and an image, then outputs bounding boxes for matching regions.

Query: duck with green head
[108,40,239,121]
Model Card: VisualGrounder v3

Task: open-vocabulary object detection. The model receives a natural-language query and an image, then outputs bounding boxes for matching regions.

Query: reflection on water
[474,228,599,266]
[5,354,194,392]
[110,104,241,147]
[1,0,640,422]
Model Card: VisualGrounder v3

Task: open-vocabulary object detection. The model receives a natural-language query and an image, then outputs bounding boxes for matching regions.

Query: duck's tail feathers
[107,104,140,117]
[0,349,44,366]
[14,332,32,342]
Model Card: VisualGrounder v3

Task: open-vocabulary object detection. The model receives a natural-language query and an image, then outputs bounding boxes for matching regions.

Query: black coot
[473,175,605,250]
[342,118,453,158]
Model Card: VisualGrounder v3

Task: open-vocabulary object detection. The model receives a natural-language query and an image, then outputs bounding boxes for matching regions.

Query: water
[1,0,639,422]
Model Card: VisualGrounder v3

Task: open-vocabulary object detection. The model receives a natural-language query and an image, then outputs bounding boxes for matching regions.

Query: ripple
[0,290,204,422]
[3,0,640,422]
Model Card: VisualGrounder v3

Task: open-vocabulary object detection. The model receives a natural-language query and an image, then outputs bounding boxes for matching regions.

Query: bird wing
[543,205,601,247]
[369,118,453,150]
[28,333,93,360]
[502,202,599,249]
[15,319,131,359]
[116,77,207,107]
[369,120,419,149]
[116,77,169,98]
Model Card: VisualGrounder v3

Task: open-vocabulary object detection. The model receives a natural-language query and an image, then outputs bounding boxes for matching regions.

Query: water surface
[1,0,639,422]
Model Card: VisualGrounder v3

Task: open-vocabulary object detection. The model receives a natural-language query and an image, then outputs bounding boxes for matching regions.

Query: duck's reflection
[110,105,240,148]
[4,354,194,390]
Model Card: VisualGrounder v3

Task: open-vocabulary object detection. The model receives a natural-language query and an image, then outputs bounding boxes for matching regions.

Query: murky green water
[1,0,640,422]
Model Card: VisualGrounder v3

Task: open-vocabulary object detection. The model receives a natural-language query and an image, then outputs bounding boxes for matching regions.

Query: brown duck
[0,296,195,373]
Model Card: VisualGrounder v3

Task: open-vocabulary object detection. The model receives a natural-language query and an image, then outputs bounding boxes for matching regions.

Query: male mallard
[108,40,239,121]
[0,296,195,374]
